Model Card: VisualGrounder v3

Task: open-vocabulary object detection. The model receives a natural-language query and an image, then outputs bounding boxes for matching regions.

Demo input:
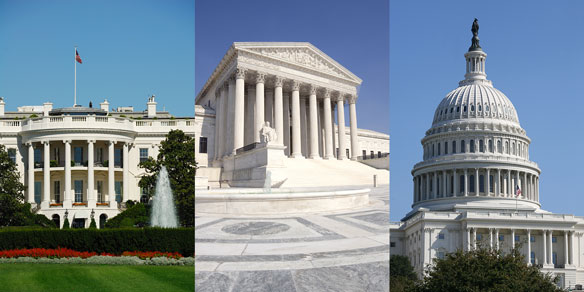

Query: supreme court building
[195,42,389,188]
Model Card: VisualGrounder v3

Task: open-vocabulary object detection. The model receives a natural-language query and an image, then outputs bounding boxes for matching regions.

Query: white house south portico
[195,42,389,188]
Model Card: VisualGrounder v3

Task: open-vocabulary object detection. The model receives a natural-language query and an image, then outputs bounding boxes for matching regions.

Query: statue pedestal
[222,143,287,188]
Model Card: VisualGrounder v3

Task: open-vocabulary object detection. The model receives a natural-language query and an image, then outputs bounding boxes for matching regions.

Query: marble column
[543,230,548,265]
[565,231,569,266]
[323,90,334,159]
[108,141,116,206]
[27,143,34,203]
[265,87,274,126]
[253,73,266,144]
[432,171,437,199]
[466,228,471,251]
[291,81,302,158]
[233,68,246,153]
[274,77,284,145]
[486,168,490,196]
[495,228,499,250]
[122,143,129,202]
[283,92,291,156]
[570,231,575,266]
[226,77,236,156]
[348,95,359,160]
[64,140,71,207]
[453,169,458,196]
[244,85,254,146]
[43,141,50,207]
[464,169,468,196]
[472,228,477,249]
[87,140,95,207]
[336,94,347,160]
[219,83,228,157]
[527,229,531,265]
[300,97,308,157]
[213,89,222,161]
[443,171,447,198]
[496,169,501,197]
[511,229,516,251]
[308,86,320,159]
[548,230,553,265]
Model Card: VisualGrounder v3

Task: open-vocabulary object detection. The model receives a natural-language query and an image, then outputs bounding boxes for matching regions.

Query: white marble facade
[390,31,584,288]
[0,97,194,228]
[195,43,389,185]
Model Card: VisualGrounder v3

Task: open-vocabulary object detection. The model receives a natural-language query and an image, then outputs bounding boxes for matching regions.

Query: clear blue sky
[195,0,389,134]
[0,0,194,117]
[390,1,584,220]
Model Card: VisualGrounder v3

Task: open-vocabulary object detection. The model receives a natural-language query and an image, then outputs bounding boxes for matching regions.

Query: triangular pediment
[234,42,362,84]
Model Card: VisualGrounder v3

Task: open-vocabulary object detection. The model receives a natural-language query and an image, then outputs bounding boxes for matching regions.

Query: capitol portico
[390,21,584,289]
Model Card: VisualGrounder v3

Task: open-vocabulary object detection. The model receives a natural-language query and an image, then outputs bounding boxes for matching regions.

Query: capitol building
[390,24,584,288]
[0,96,194,228]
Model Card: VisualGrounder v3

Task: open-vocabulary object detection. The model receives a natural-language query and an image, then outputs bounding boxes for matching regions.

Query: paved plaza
[195,185,390,292]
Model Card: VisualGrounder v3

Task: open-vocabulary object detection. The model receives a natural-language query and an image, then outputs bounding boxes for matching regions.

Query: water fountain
[150,166,178,227]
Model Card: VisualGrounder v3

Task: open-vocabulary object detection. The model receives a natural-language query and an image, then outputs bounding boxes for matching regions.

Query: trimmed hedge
[0,228,194,256]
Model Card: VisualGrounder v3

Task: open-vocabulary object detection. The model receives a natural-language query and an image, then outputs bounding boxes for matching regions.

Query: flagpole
[74,46,77,106]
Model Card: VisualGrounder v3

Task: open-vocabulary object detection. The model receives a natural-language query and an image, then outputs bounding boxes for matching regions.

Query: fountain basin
[195,188,370,215]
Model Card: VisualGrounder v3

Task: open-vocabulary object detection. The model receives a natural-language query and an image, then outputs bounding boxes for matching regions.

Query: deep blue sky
[0,0,194,117]
[390,1,584,220]
[195,0,389,134]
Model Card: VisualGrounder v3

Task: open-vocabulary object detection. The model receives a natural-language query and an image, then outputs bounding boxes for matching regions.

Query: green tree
[414,247,563,292]
[89,218,97,229]
[104,203,150,228]
[62,218,70,229]
[139,130,195,227]
[0,144,27,226]
[390,255,418,292]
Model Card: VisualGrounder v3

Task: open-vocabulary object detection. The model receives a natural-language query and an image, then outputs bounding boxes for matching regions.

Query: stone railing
[413,153,539,169]
[11,116,194,133]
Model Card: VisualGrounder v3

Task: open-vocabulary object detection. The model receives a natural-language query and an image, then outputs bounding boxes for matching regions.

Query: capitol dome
[410,26,541,213]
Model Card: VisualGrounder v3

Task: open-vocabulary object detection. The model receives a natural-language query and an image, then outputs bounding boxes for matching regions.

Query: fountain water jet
[150,166,178,227]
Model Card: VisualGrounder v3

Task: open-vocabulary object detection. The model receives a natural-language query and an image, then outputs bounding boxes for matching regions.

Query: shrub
[50,160,58,167]
[105,203,149,228]
[89,218,97,229]
[62,218,70,229]
[0,227,194,256]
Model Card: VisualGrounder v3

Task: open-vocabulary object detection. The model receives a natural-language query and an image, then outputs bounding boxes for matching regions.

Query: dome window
[489,140,493,152]
[444,142,448,154]
[478,105,482,111]
[460,140,465,153]
[450,108,454,113]
[479,140,484,152]
[497,140,502,153]
[452,141,457,154]
[471,105,475,111]
[470,140,475,153]
[464,105,467,112]
[457,106,460,112]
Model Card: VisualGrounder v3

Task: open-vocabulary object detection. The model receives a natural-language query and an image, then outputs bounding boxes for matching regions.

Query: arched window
[450,107,453,113]
[438,143,441,156]
[471,105,475,111]
[445,142,448,154]
[99,214,108,229]
[505,141,509,154]
[470,175,475,193]
[478,104,482,111]
[452,141,457,154]
[479,175,484,193]
[497,140,502,153]
[488,140,493,152]
[457,106,460,112]
[479,140,484,152]
[52,214,60,229]
[489,175,494,193]
[432,144,435,157]
[461,140,466,153]
[512,142,515,155]
[470,139,475,153]
[464,105,468,112]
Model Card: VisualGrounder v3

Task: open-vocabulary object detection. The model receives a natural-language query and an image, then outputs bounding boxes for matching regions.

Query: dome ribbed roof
[432,83,520,127]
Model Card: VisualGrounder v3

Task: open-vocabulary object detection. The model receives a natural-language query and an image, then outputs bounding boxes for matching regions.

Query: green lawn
[0,263,194,292]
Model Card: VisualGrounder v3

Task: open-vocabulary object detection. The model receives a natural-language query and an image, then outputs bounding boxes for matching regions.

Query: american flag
[515,185,522,197]
[76,49,82,64]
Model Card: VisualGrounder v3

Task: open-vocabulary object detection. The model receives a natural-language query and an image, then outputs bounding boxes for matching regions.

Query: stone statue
[469,18,482,51]
[260,121,277,144]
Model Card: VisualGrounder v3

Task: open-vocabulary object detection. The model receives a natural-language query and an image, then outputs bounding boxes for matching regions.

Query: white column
[233,68,246,154]
[283,92,291,156]
[472,228,477,249]
[274,77,284,145]
[226,77,235,156]
[108,141,116,207]
[291,81,302,158]
[27,143,34,203]
[486,168,490,196]
[495,228,499,250]
[42,141,50,207]
[213,89,221,161]
[122,143,129,203]
[543,230,548,265]
[570,231,575,266]
[336,94,347,160]
[442,171,447,198]
[511,229,516,251]
[348,95,359,160]
[87,140,95,208]
[254,73,265,144]
[308,86,319,159]
[466,228,471,251]
[244,85,254,146]
[489,228,494,249]
[64,140,71,207]
[527,229,531,265]
[475,168,479,195]
[300,97,308,157]
[323,90,334,159]
[565,231,569,266]
[432,171,437,199]
[496,169,501,197]
[453,169,458,196]
[219,83,229,157]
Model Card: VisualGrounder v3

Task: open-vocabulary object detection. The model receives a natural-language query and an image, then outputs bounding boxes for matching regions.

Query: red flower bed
[0,248,113,259]
[0,248,184,259]
[121,251,182,259]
